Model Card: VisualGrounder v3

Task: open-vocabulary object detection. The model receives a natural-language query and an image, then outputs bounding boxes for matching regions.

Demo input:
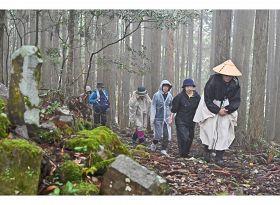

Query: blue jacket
[89,89,110,111]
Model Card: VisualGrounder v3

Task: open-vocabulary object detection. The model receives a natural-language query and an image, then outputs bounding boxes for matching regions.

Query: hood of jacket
[158,80,172,94]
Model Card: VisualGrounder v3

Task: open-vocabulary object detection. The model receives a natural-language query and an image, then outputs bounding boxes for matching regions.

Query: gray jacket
[150,80,173,140]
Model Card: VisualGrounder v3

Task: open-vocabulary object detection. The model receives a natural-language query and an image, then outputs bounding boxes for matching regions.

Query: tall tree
[143,18,152,95]
[247,10,269,146]
[213,10,232,66]
[196,10,203,93]
[209,11,216,68]
[66,10,75,96]
[131,22,142,89]
[231,10,255,144]
[187,17,194,78]
[0,10,5,84]
[174,25,180,95]
[103,16,117,126]
[122,22,131,129]
[166,29,174,85]
[265,10,277,141]
[271,11,280,142]
[150,23,161,95]
[180,24,187,85]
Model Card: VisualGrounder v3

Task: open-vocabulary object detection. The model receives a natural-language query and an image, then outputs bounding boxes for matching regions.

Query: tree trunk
[265,10,276,141]
[196,11,203,93]
[131,22,142,89]
[247,10,269,146]
[180,24,187,86]
[213,10,232,66]
[174,25,180,95]
[231,10,255,144]
[66,10,75,97]
[166,29,174,86]
[122,21,131,128]
[40,11,48,90]
[143,18,152,95]
[73,12,80,96]
[209,11,216,69]
[0,10,5,84]
[103,17,117,126]
[150,23,161,95]
[187,17,194,78]
[271,11,280,142]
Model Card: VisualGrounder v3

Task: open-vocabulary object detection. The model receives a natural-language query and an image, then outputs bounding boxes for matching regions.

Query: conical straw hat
[212,60,242,77]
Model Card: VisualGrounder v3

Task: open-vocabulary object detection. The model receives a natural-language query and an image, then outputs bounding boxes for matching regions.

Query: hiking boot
[203,145,211,163]
[150,143,157,152]
[215,150,225,166]
[160,150,170,157]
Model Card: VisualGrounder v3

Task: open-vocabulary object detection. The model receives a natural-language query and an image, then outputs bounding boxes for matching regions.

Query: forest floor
[115,127,280,195]
[35,94,280,195]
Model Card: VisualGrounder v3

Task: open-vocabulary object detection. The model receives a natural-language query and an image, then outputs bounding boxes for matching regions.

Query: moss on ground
[0,139,43,195]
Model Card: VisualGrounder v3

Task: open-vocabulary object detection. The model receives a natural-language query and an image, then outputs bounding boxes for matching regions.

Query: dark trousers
[94,111,107,126]
[153,122,169,151]
[176,124,194,157]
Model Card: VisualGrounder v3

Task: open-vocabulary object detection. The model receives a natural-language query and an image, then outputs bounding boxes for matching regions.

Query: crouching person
[129,86,151,144]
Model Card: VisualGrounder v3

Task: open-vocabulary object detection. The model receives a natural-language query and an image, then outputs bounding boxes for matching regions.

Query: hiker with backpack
[89,82,110,127]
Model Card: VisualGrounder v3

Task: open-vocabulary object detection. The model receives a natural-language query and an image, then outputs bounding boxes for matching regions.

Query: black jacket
[204,74,240,114]
[171,90,201,126]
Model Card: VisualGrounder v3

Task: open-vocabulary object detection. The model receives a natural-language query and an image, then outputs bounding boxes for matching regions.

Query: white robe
[193,95,238,150]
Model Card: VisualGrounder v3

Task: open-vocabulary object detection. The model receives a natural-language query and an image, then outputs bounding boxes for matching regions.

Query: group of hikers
[82,59,242,166]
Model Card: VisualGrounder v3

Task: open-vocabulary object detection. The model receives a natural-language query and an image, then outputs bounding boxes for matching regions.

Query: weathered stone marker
[101,154,169,195]
[8,46,43,127]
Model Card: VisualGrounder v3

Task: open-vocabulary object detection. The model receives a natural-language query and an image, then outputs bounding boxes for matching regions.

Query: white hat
[86,86,91,92]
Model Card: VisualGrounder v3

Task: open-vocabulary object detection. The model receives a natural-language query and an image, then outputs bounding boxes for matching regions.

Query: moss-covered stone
[74,181,99,195]
[0,113,10,138]
[76,118,93,131]
[135,144,148,152]
[27,124,62,144]
[0,139,43,195]
[131,149,150,159]
[92,158,116,175]
[65,126,130,165]
[58,160,82,183]
[61,181,99,195]
[0,98,6,113]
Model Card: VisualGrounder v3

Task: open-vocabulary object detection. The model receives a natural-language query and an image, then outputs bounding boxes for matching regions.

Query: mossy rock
[61,181,99,195]
[91,158,116,175]
[0,98,10,139]
[58,160,82,183]
[0,98,6,113]
[131,149,150,159]
[27,124,62,144]
[0,113,10,139]
[0,139,43,195]
[76,118,93,131]
[65,126,130,165]
[135,144,148,152]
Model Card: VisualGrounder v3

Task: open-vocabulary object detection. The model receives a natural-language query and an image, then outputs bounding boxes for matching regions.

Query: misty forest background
[0,10,279,149]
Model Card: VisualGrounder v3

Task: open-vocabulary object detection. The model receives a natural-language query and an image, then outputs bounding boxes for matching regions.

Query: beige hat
[212,60,242,77]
